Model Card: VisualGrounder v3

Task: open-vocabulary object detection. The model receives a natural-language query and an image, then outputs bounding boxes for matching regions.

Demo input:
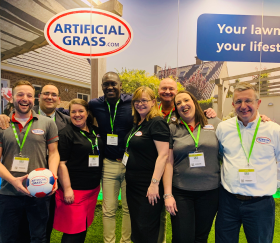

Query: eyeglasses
[41,92,59,98]
[234,99,258,106]
[134,99,151,105]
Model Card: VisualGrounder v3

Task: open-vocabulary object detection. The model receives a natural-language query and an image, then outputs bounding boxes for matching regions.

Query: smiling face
[39,85,60,115]
[101,72,122,103]
[70,104,88,130]
[233,89,261,126]
[134,92,155,120]
[13,85,35,118]
[158,78,178,103]
[175,93,196,124]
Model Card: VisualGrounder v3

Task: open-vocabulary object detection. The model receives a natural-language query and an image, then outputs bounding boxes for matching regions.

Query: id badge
[89,155,99,167]
[11,155,29,173]
[107,134,118,146]
[189,152,205,167]
[239,168,257,184]
[122,152,129,166]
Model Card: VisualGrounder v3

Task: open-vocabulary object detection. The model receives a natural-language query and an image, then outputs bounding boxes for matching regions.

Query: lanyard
[236,117,261,165]
[181,118,201,150]
[11,120,33,156]
[159,103,173,123]
[80,129,99,155]
[106,100,120,134]
[38,109,55,121]
[125,125,142,150]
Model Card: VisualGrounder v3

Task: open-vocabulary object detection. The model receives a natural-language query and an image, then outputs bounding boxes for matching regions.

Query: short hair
[102,71,120,83]
[132,86,162,124]
[173,90,208,127]
[69,98,94,126]
[40,83,60,96]
[233,82,259,100]
[12,80,35,95]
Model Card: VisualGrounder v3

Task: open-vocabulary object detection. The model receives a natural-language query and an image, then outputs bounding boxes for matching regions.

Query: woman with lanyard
[163,90,221,243]
[124,86,170,243]
[53,99,103,243]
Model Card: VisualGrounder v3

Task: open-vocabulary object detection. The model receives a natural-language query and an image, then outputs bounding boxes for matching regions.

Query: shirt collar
[180,119,200,132]
[11,109,38,123]
[39,106,56,119]
[237,112,260,128]
[159,103,175,116]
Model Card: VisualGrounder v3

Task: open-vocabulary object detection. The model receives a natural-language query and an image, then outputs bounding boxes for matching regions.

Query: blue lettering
[118,26,124,35]
[54,24,63,33]
[80,24,83,34]
[64,24,72,33]
[84,24,90,34]
[108,26,117,35]
[81,36,90,46]
[96,25,103,34]
[73,36,80,45]
[73,24,79,33]
[99,37,105,46]
[91,37,98,46]
[104,25,107,34]
[63,36,71,45]
[91,25,94,34]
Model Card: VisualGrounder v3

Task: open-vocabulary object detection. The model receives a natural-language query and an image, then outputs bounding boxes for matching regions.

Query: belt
[233,194,259,201]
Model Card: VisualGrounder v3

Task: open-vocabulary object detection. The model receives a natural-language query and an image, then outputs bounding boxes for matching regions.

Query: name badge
[122,152,129,166]
[107,134,118,146]
[89,155,99,167]
[189,152,205,167]
[239,168,257,184]
[11,156,29,173]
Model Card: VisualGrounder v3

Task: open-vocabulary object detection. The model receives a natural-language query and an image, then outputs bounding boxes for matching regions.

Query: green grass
[50,199,280,243]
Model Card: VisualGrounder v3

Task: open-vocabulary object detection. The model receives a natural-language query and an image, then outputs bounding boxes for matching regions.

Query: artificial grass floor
[50,199,280,243]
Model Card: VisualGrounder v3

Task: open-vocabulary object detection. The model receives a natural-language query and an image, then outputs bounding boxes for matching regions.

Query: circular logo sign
[44,8,133,58]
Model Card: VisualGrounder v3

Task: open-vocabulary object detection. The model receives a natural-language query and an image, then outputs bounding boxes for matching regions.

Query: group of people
[0,71,279,243]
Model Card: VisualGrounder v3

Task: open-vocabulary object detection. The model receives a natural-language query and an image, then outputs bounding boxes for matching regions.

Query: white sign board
[44,8,133,58]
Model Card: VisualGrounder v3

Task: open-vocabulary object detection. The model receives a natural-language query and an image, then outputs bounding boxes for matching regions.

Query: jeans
[215,186,275,243]
[0,194,50,243]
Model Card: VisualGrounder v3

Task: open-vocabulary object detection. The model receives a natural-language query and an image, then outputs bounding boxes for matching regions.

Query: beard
[14,102,33,115]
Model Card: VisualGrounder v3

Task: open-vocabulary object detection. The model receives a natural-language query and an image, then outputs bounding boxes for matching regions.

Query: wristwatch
[151,178,160,184]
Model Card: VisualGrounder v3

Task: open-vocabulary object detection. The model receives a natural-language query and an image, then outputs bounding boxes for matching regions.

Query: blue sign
[197,14,280,63]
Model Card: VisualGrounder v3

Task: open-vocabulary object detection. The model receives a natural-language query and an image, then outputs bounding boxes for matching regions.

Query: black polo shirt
[125,116,170,182]
[88,94,133,160]
[58,123,103,190]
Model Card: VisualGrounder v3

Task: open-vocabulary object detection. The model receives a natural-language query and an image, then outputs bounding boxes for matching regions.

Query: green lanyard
[181,118,201,151]
[106,100,120,134]
[80,130,99,155]
[125,125,142,151]
[236,117,261,165]
[11,120,33,156]
[38,109,55,121]
[159,103,173,123]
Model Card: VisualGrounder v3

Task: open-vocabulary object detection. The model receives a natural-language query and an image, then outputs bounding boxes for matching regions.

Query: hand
[165,197,178,216]
[204,108,217,118]
[48,176,58,196]
[10,175,31,196]
[64,187,74,204]
[0,115,10,129]
[146,183,160,206]
[260,114,271,122]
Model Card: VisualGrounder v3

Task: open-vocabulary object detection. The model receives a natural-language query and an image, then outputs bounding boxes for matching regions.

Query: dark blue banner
[197,14,280,63]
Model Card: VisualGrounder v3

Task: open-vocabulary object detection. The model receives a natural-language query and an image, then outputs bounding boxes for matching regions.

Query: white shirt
[216,115,280,196]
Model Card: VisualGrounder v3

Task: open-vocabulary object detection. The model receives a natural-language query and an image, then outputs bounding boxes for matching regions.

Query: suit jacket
[33,106,70,132]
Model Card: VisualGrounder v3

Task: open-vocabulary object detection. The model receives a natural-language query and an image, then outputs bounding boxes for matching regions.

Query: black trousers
[171,186,219,243]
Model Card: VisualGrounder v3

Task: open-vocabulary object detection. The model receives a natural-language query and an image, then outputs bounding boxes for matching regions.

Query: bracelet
[163,194,174,200]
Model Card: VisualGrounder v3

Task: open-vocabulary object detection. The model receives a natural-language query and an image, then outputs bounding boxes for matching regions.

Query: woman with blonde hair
[124,86,170,243]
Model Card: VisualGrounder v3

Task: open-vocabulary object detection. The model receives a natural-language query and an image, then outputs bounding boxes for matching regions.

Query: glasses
[134,99,151,105]
[41,92,59,98]
[234,99,258,106]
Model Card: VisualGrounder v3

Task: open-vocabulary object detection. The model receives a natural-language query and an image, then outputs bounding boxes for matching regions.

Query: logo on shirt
[256,137,271,144]
[97,134,101,137]
[171,117,177,122]
[203,124,214,130]
[32,129,45,135]
[135,131,142,136]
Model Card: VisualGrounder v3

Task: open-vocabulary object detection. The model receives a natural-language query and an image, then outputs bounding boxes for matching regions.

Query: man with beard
[0,80,59,243]
[0,83,69,242]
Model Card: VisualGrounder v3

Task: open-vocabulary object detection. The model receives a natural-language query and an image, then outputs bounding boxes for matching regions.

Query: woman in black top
[124,86,170,243]
[53,99,103,243]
